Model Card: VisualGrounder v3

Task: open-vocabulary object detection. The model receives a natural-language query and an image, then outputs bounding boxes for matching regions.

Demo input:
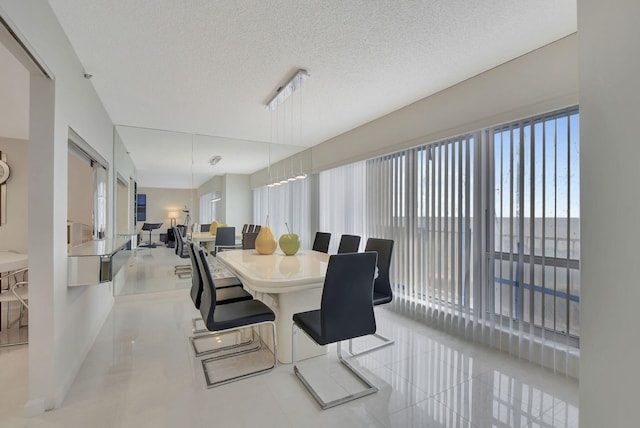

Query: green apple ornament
[279,222,300,256]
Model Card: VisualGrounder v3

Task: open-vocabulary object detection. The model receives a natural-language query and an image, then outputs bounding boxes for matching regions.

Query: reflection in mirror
[112,125,308,296]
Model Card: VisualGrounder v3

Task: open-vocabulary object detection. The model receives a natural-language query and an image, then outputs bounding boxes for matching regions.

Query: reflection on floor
[0,248,580,427]
[118,246,192,295]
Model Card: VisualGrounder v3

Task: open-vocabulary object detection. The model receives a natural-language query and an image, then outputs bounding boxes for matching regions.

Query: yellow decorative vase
[210,220,220,235]
[255,225,277,255]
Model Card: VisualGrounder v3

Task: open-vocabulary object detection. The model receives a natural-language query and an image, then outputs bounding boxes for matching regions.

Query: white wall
[198,174,223,196]
[198,174,252,229]
[137,186,195,240]
[113,128,136,235]
[0,39,28,139]
[0,138,28,253]
[1,1,116,413]
[222,174,251,229]
[579,1,640,426]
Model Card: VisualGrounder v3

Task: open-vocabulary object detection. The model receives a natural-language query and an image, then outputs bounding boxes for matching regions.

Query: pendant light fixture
[266,69,309,186]
[266,69,310,111]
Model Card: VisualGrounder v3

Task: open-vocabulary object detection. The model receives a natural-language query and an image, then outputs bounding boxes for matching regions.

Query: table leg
[256,288,327,364]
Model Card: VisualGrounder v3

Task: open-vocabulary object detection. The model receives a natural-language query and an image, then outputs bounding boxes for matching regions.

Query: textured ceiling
[48,0,577,188]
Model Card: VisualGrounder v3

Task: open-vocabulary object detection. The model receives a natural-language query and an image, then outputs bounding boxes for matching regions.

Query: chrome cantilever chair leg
[201,321,277,388]
[293,323,378,410]
[348,331,394,357]
[190,326,258,358]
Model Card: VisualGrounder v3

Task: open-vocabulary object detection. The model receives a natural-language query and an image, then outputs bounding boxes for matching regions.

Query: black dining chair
[211,226,237,256]
[0,266,29,345]
[173,226,191,278]
[194,248,277,388]
[312,232,331,253]
[187,242,242,295]
[200,223,211,232]
[187,243,253,354]
[337,234,361,254]
[241,224,249,233]
[292,251,379,409]
[242,231,259,250]
[349,238,395,356]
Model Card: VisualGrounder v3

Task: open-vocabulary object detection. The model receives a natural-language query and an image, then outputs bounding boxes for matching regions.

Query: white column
[579,1,640,425]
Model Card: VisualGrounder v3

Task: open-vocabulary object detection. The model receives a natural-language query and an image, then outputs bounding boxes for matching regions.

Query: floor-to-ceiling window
[319,107,580,375]
[489,108,580,348]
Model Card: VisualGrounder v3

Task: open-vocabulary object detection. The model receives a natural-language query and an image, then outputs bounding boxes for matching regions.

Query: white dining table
[0,250,28,273]
[189,231,216,244]
[216,249,330,363]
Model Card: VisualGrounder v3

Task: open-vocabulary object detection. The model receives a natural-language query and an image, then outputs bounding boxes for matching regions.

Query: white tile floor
[0,247,579,427]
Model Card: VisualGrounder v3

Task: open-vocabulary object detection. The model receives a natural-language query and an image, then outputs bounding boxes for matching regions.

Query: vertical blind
[365,135,477,339]
[93,164,107,238]
[489,108,580,375]
[253,178,312,249]
[319,161,366,253]
[199,192,218,225]
[319,107,580,376]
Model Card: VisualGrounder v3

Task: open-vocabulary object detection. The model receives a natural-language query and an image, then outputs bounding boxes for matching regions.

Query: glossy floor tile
[0,249,579,427]
[117,246,193,296]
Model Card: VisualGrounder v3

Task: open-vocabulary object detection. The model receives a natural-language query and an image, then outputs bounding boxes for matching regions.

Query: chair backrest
[337,234,361,254]
[200,224,211,232]
[242,231,259,249]
[247,224,255,233]
[241,224,249,233]
[196,248,217,330]
[174,226,184,255]
[173,227,180,254]
[312,232,331,253]
[364,238,394,299]
[254,225,261,233]
[320,252,377,343]
[178,227,190,257]
[215,226,236,246]
[186,242,203,308]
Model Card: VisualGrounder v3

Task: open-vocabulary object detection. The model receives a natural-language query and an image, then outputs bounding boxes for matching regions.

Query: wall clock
[0,159,10,184]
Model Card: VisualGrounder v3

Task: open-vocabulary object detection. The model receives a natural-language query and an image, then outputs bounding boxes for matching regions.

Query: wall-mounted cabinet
[68,237,131,286]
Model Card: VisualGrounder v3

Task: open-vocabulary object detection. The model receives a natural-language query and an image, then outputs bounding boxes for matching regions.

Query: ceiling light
[210,197,221,203]
[209,155,222,166]
[266,69,310,111]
